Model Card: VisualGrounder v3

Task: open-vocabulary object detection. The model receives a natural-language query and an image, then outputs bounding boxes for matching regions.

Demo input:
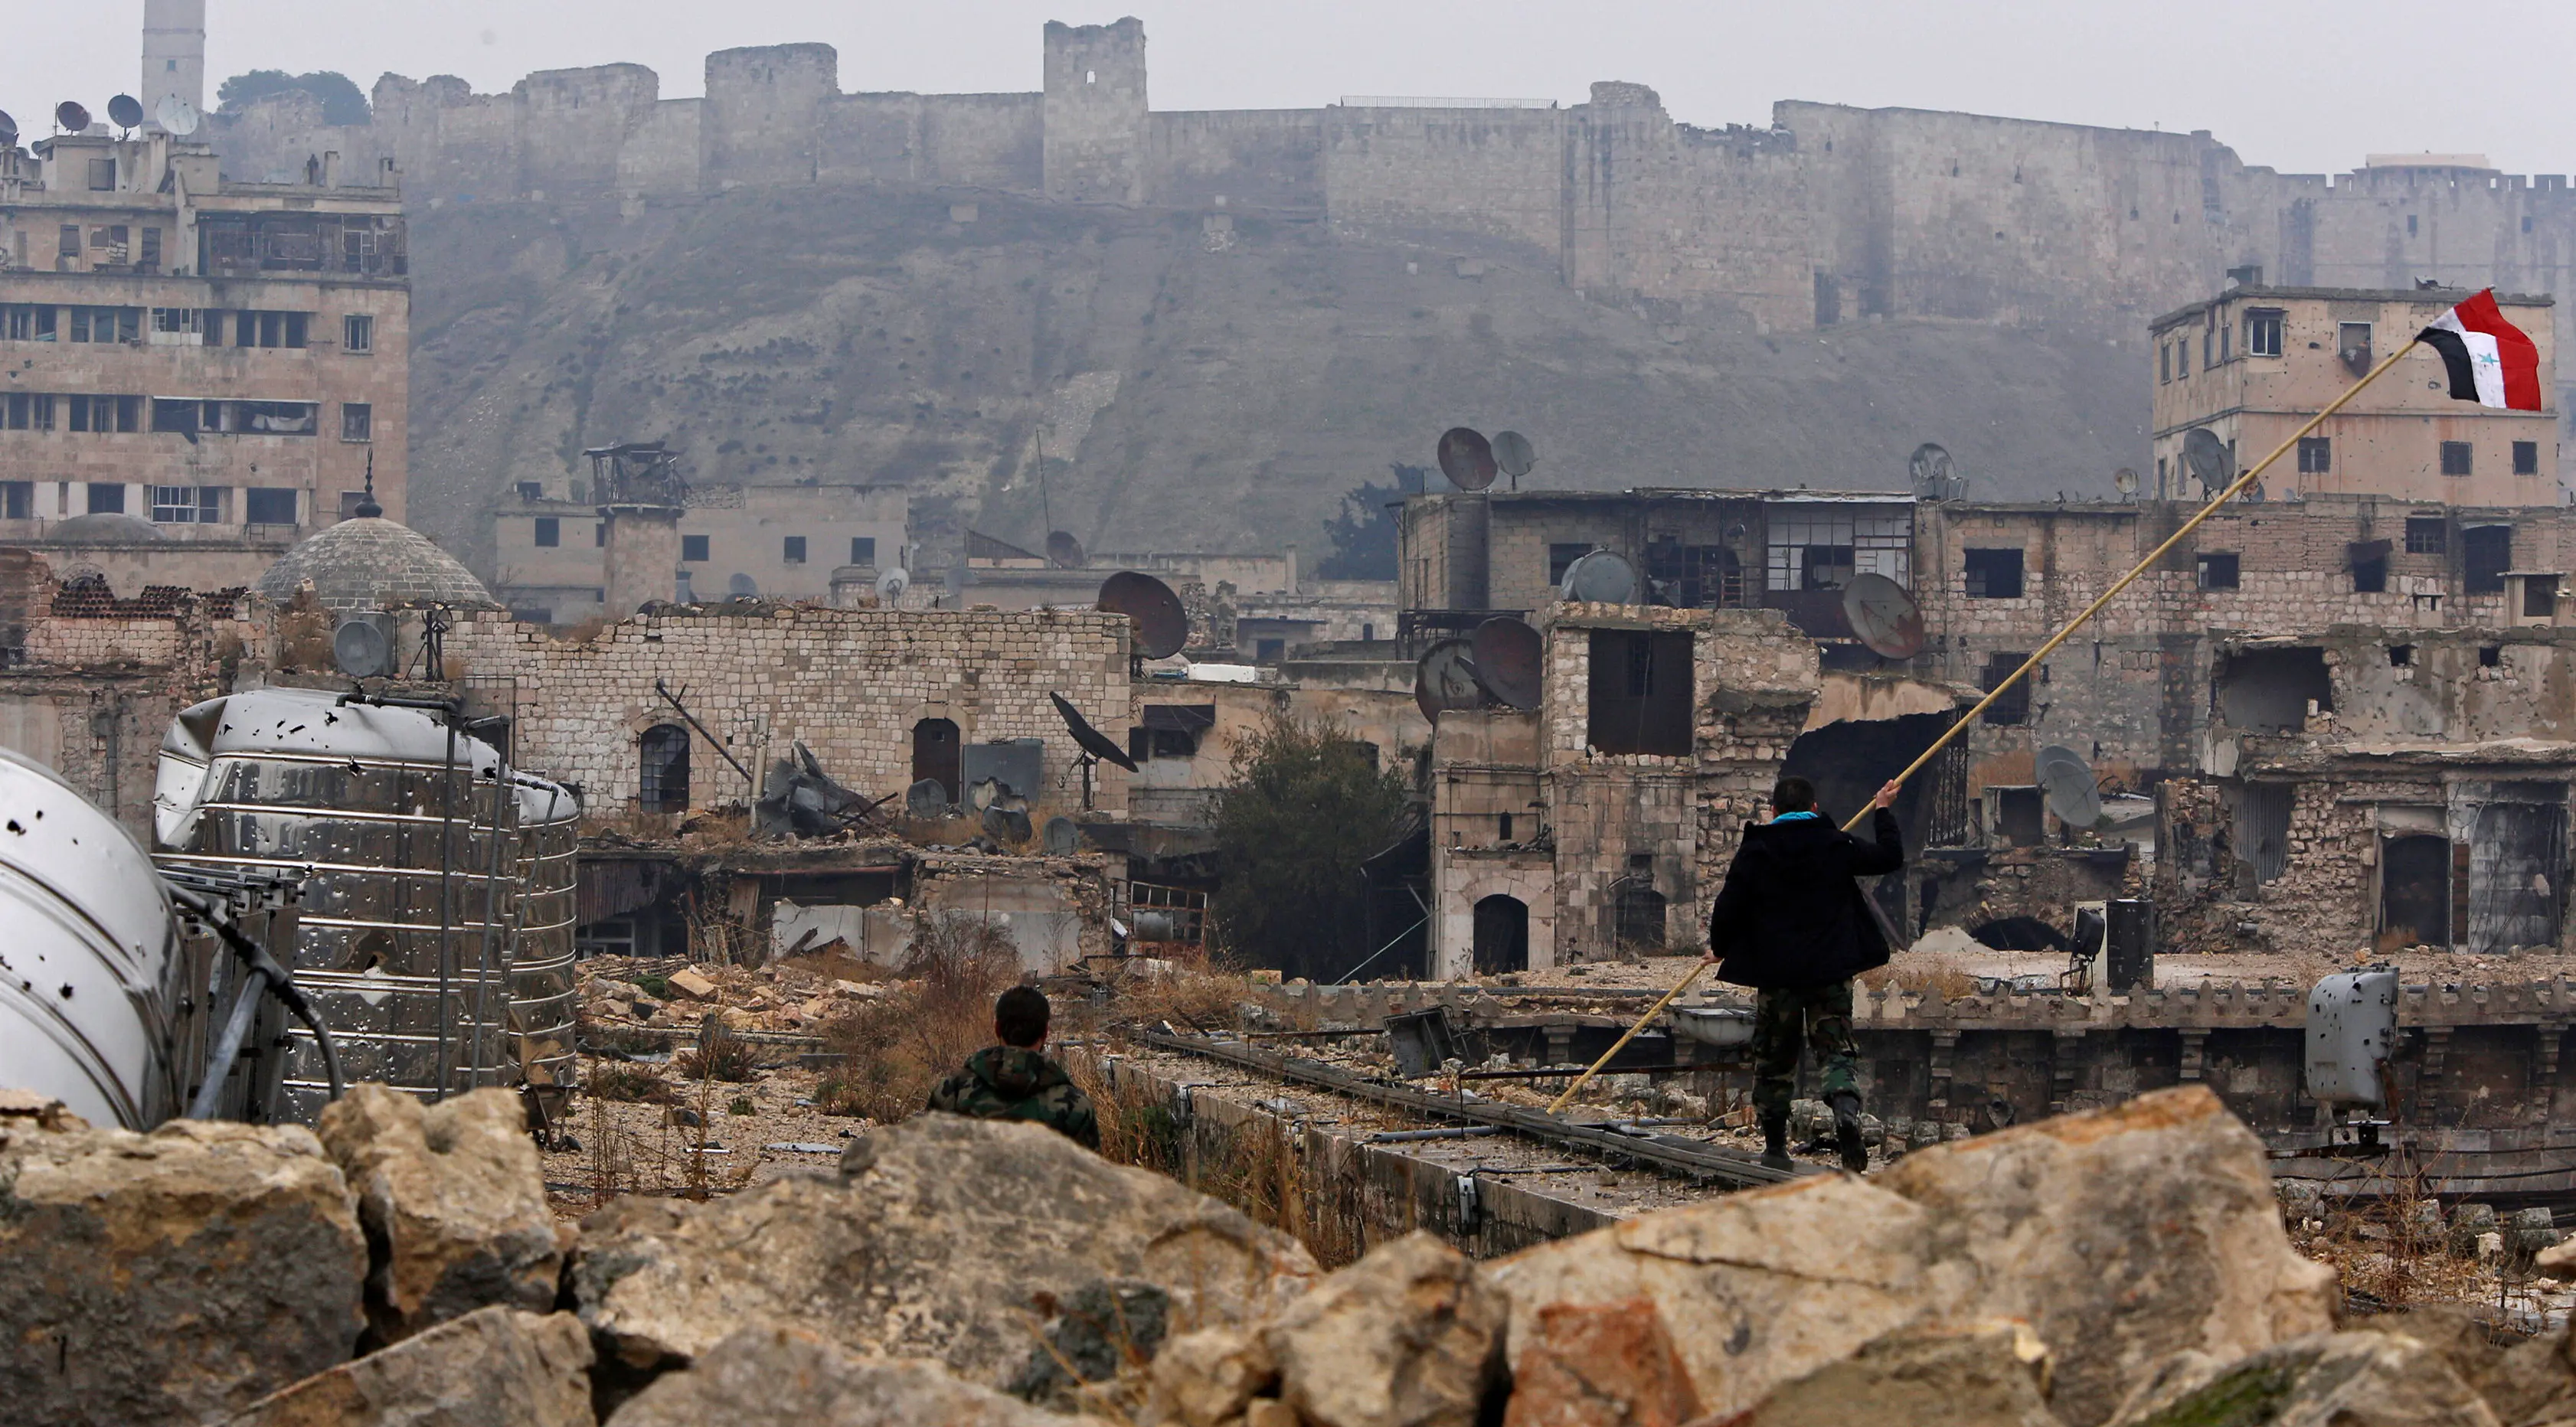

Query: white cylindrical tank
[0,746,185,1128]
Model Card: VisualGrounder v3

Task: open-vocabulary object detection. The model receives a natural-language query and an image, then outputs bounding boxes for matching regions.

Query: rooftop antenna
[1096,570,1188,674]
[1050,691,1138,810]
[106,95,143,136]
[2035,744,2105,829]
[1491,430,1536,491]
[54,101,92,135]
[2113,467,2140,501]
[1437,427,1499,491]
[154,97,201,137]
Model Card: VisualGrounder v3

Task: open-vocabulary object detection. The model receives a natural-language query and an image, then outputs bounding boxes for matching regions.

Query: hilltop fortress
[209,19,2576,382]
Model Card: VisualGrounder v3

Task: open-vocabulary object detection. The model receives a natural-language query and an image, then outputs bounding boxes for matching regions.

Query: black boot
[1759,1112,1793,1172]
[1831,1091,1868,1174]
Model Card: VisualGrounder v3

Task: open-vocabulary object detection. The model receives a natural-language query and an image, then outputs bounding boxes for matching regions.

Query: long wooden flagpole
[1545,337,2426,1118]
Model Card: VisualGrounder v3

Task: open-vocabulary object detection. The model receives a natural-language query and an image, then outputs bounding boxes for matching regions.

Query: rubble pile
[16,1079,2576,1426]
[574,953,897,1037]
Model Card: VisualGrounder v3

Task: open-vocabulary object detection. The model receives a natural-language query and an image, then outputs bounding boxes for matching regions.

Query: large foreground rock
[570,1112,1317,1386]
[1262,1232,1505,1427]
[0,1115,367,1426]
[606,1326,1075,1425]
[1734,1319,2063,1427]
[319,1084,565,1342]
[2105,1332,2499,1427]
[1489,1086,2334,1427]
[221,1305,594,1426]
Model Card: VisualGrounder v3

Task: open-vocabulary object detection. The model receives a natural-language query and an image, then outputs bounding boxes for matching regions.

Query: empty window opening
[1586,629,1692,756]
[340,403,371,442]
[2405,516,2448,555]
[594,523,605,547]
[783,535,807,564]
[2388,644,2414,667]
[2338,322,2373,376]
[2480,645,2503,668]
[533,517,560,548]
[2381,834,2452,948]
[638,724,691,813]
[3,393,56,429]
[2297,436,2332,474]
[851,536,876,566]
[1128,704,1214,762]
[2246,308,2283,357]
[86,482,125,514]
[681,534,710,562]
[2516,440,2541,475]
[1962,547,2025,599]
[2240,782,2293,887]
[1254,638,1286,661]
[0,482,31,520]
[2527,574,2562,620]
[2197,552,2241,590]
[911,717,962,804]
[1994,786,2045,847]
[2441,441,2473,477]
[1613,876,1669,950]
[2465,525,2512,594]
[244,488,296,525]
[2350,538,2390,593]
[1644,541,1745,608]
[2467,791,2568,954]
[2216,647,2332,733]
[1979,652,2032,726]
[1498,812,1514,842]
[1472,895,1529,975]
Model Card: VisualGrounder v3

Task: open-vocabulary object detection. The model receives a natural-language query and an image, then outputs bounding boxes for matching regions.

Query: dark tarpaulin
[577,856,682,926]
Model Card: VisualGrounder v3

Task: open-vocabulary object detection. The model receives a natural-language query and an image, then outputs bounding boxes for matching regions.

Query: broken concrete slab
[570,1112,1316,1387]
[1499,1295,1700,1427]
[605,1326,1076,1426]
[2105,1332,2500,1427]
[1873,1084,2339,1427]
[1729,1319,2063,1427]
[662,967,718,1001]
[219,1306,593,1427]
[319,1084,566,1344]
[1263,1232,1505,1427]
[0,1115,367,1427]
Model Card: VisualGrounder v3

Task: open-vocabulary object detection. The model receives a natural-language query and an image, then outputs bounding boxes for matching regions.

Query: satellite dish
[331,619,392,678]
[1469,616,1543,710]
[1051,691,1140,772]
[875,567,910,604]
[2113,467,2140,500]
[54,101,92,135]
[1437,426,1498,492]
[1842,573,1927,659]
[966,777,1000,815]
[1043,815,1080,856]
[1908,443,1963,501]
[905,778,950,819]
[1491,430,1536,482]
[2183,427,2233,488]
[1046,531,1085,570]
[1559,549,1641,605]
[1414,638,1488,724]
[2035,746,2104,828]
[1097,570,1188,660]
[106,95,144,132]
[155,97,200,136]
[0,111,20,149]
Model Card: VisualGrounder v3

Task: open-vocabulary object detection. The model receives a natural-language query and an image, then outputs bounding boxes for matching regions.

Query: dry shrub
[816,913,1022,1123]
[1876,965,1980,1001]
[586,1061,675,1104]
[1102,958,1250,1037]
[677,1026,763,1082]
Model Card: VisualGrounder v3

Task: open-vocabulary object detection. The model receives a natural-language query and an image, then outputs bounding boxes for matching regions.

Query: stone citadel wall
[205,18,2576,387]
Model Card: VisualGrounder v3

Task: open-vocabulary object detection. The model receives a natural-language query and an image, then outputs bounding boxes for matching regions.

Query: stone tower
[141,0,207,125]
[1042,18,1146,204]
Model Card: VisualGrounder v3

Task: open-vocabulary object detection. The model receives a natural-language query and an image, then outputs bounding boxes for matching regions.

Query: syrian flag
[2417,289,2545,410]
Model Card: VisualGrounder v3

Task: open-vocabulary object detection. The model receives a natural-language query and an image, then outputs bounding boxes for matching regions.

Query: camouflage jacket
[928,1046,1101,1149]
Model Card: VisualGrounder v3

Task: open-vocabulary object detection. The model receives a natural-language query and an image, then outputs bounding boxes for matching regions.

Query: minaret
[141,0,207,126]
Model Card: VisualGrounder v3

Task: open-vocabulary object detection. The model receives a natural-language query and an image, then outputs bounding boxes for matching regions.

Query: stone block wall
[1042,18,1148,204]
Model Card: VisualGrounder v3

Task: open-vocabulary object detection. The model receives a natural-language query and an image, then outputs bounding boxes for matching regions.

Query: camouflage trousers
[1751,981,1859,1118]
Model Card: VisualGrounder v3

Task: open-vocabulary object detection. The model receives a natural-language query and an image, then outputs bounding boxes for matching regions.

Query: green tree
[1313,468,1411,581]
[217,70,371,127]
[1211,712,1411,980]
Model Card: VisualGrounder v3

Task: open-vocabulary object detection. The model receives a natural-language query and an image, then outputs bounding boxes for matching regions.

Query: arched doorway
[1613,878,1669,950]
[912,717,961,804]
[1473,894,1529,975]
[638,724,690,813]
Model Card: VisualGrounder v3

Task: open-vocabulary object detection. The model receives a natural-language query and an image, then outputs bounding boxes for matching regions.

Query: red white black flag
[2417,289,2544,410]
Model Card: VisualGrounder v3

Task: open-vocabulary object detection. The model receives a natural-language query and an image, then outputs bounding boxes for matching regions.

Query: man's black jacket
[1707,808,1905,990]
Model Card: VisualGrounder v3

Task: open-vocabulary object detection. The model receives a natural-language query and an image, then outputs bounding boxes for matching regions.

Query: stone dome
[253,517,497,612]
[48,512,166,544]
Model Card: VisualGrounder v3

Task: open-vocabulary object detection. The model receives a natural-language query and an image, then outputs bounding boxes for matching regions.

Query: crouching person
[929,985,1101,1149]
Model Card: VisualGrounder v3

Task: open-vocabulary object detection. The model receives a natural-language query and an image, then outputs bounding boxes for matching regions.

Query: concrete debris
[662,967,719,1001]
[2104,1332,2501,1427]
[1261,1232,1507,1427]
[1146,1326,1278,1427]
[1499,1296,1701,1427]
[0,1117,366,1427]
[2350,1305,2576,1426]
[219,1306,594,1427]
[1730,1319,2061,1427]
[319,1085,567,1344]
[606,1326,1077,1426]
[570,1112,1317,1386]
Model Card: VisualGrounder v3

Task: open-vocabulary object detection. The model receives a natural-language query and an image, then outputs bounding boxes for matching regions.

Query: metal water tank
[2306,969,2399,1109]
[508,772,582,1122]
[0,746,188,1128]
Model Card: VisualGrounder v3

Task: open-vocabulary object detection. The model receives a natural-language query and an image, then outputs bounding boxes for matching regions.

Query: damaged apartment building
[1399,282,2576,964]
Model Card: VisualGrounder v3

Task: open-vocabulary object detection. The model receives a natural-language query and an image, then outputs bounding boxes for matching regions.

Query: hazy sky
[8,2,2574,177]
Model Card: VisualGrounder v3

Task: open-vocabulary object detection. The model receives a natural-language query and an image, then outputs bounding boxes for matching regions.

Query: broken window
[533,518,561,548]
[2297,436,2331,475]
[639,726,691,813]
[2464,526,2512,594]
[86,483,125,514]
[2196,552,2241,590]
[340,403,371,442]
[1962,547,2025,599]
[0,482,28,520]
[783,536,807,564]
[1979,652,2032,726]
[1766,505,1910,593]
[681,535,710,562]
[86,158,116,191]
[1994,786,2045,847]
[149,485,218,524]
[2349,538,2390,593]
[1614,872,1668,950]
[1129,704,1214,761]
[2246,308,2283,357]
[1586,629,1692,756]
[2467,789,2568,954]
[2216,647,2331,733]
[244,488,296,525]
[1645,541,1745,608]
[2516,440,2541,476]
[2406,516,2447,555]
[149,398,197,434]
[2527,575,2561,620]
[342,315,374,353]
[237,401,316,436]
[139,227,160,272]
[2381,834,2451,948]
[2239,782,2292,886]
[1548,542,1594,586]
[68,307,138,343]
[2338,322,2372,376]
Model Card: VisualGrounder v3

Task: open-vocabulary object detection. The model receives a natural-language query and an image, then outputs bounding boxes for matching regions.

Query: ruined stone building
[491,481,911,623]
[0,124,409,593]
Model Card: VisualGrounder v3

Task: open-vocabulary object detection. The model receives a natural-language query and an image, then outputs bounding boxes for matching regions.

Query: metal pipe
[1330,913,1427,985]
[185,977,264,1121]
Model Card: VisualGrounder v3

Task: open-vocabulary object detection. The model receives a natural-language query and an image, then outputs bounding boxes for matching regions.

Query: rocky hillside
[406,184,2151,576]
